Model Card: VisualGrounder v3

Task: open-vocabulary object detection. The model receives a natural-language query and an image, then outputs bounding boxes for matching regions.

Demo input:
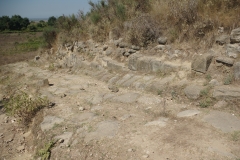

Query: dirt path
[0,62,240,160]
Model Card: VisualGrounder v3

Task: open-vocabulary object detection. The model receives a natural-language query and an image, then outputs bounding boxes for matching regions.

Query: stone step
[116,74,134,86]
[213,86,240,99]
[100,73,115,83]
[121,75,142,87]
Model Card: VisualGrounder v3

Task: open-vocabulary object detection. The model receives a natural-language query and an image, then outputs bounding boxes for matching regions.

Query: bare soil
[0,60,239,160]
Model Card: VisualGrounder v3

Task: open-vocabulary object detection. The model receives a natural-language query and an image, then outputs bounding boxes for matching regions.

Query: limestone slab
[203,111,240,133]
[177,110,201,118]
[110,93,140,103]
[41,116,64,131]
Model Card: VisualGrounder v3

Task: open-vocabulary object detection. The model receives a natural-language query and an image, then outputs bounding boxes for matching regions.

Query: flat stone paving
[203,111,240,133]
[177,109,201,118]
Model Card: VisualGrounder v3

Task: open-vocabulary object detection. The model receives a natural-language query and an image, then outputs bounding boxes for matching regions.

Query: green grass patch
[48,63,55,71]
[3,91,49,126]
[231,131,240,142]
[199,98,212,108]
[200,86,212,97]
[204,74,212,86]
[1,37,45,55]
[37,141,56,160]
[14,38,44,52]
[0,32,46,56]
[199,87,214,108]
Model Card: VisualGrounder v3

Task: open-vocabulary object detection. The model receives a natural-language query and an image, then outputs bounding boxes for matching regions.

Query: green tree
[37,22,43,28]
[9,15,23,30]
[8,15,30,30]
[0,16,10,31]
[48,16,57,26]
[21,17,30,29]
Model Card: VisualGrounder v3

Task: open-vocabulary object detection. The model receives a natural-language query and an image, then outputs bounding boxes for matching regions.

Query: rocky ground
[0,28,240,160]
[0,58,240,160]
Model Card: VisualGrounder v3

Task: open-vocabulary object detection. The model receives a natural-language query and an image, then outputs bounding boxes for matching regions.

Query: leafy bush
[90,12,101,24]
[27,23,37,32]
[43,27,58,48]
[4,91,49,125]
[37,20,47,28]
[116,3,126,21]
[57,14,78,32]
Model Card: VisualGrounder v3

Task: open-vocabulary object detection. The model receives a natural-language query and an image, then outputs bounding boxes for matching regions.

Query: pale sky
[0,0,100,19]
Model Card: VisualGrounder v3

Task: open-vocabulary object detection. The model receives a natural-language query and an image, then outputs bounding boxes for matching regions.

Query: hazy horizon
[0,0,99,19]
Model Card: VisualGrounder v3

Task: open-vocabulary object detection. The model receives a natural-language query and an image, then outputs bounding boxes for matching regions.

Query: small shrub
[199,87,213,108]
[200,86,212,97]
[156,70,167,77]
[157,89,162,96]
[168,0,198,24]
[116,3,126,21]
[199,98,212,108]
[90,12,101,25]
[224,74,233,85]
[200,89,209,97]
[4,91,49,125]
[124,14,161,46]
[57,14,78,32]
[43,27,58,48]
[205,74,212,82]
[204,74,212,86]
[168,27,179,43]
[48,63,55,71]
[37,141,55,160]
[231,131,240,142]
[27,23,37,32]
[171,90,177,99]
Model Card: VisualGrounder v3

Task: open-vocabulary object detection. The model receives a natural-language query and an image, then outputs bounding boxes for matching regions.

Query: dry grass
[0,32,43,65]
[0,52,38,66]
[67,0,239,48]
[124,14,161,46]
[149,0,240,47]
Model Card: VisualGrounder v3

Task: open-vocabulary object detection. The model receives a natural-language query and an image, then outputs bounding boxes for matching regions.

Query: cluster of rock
[50,28,240,99]
[192,27,240,79]
[54,32,193,76]
[45,27,240,104]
